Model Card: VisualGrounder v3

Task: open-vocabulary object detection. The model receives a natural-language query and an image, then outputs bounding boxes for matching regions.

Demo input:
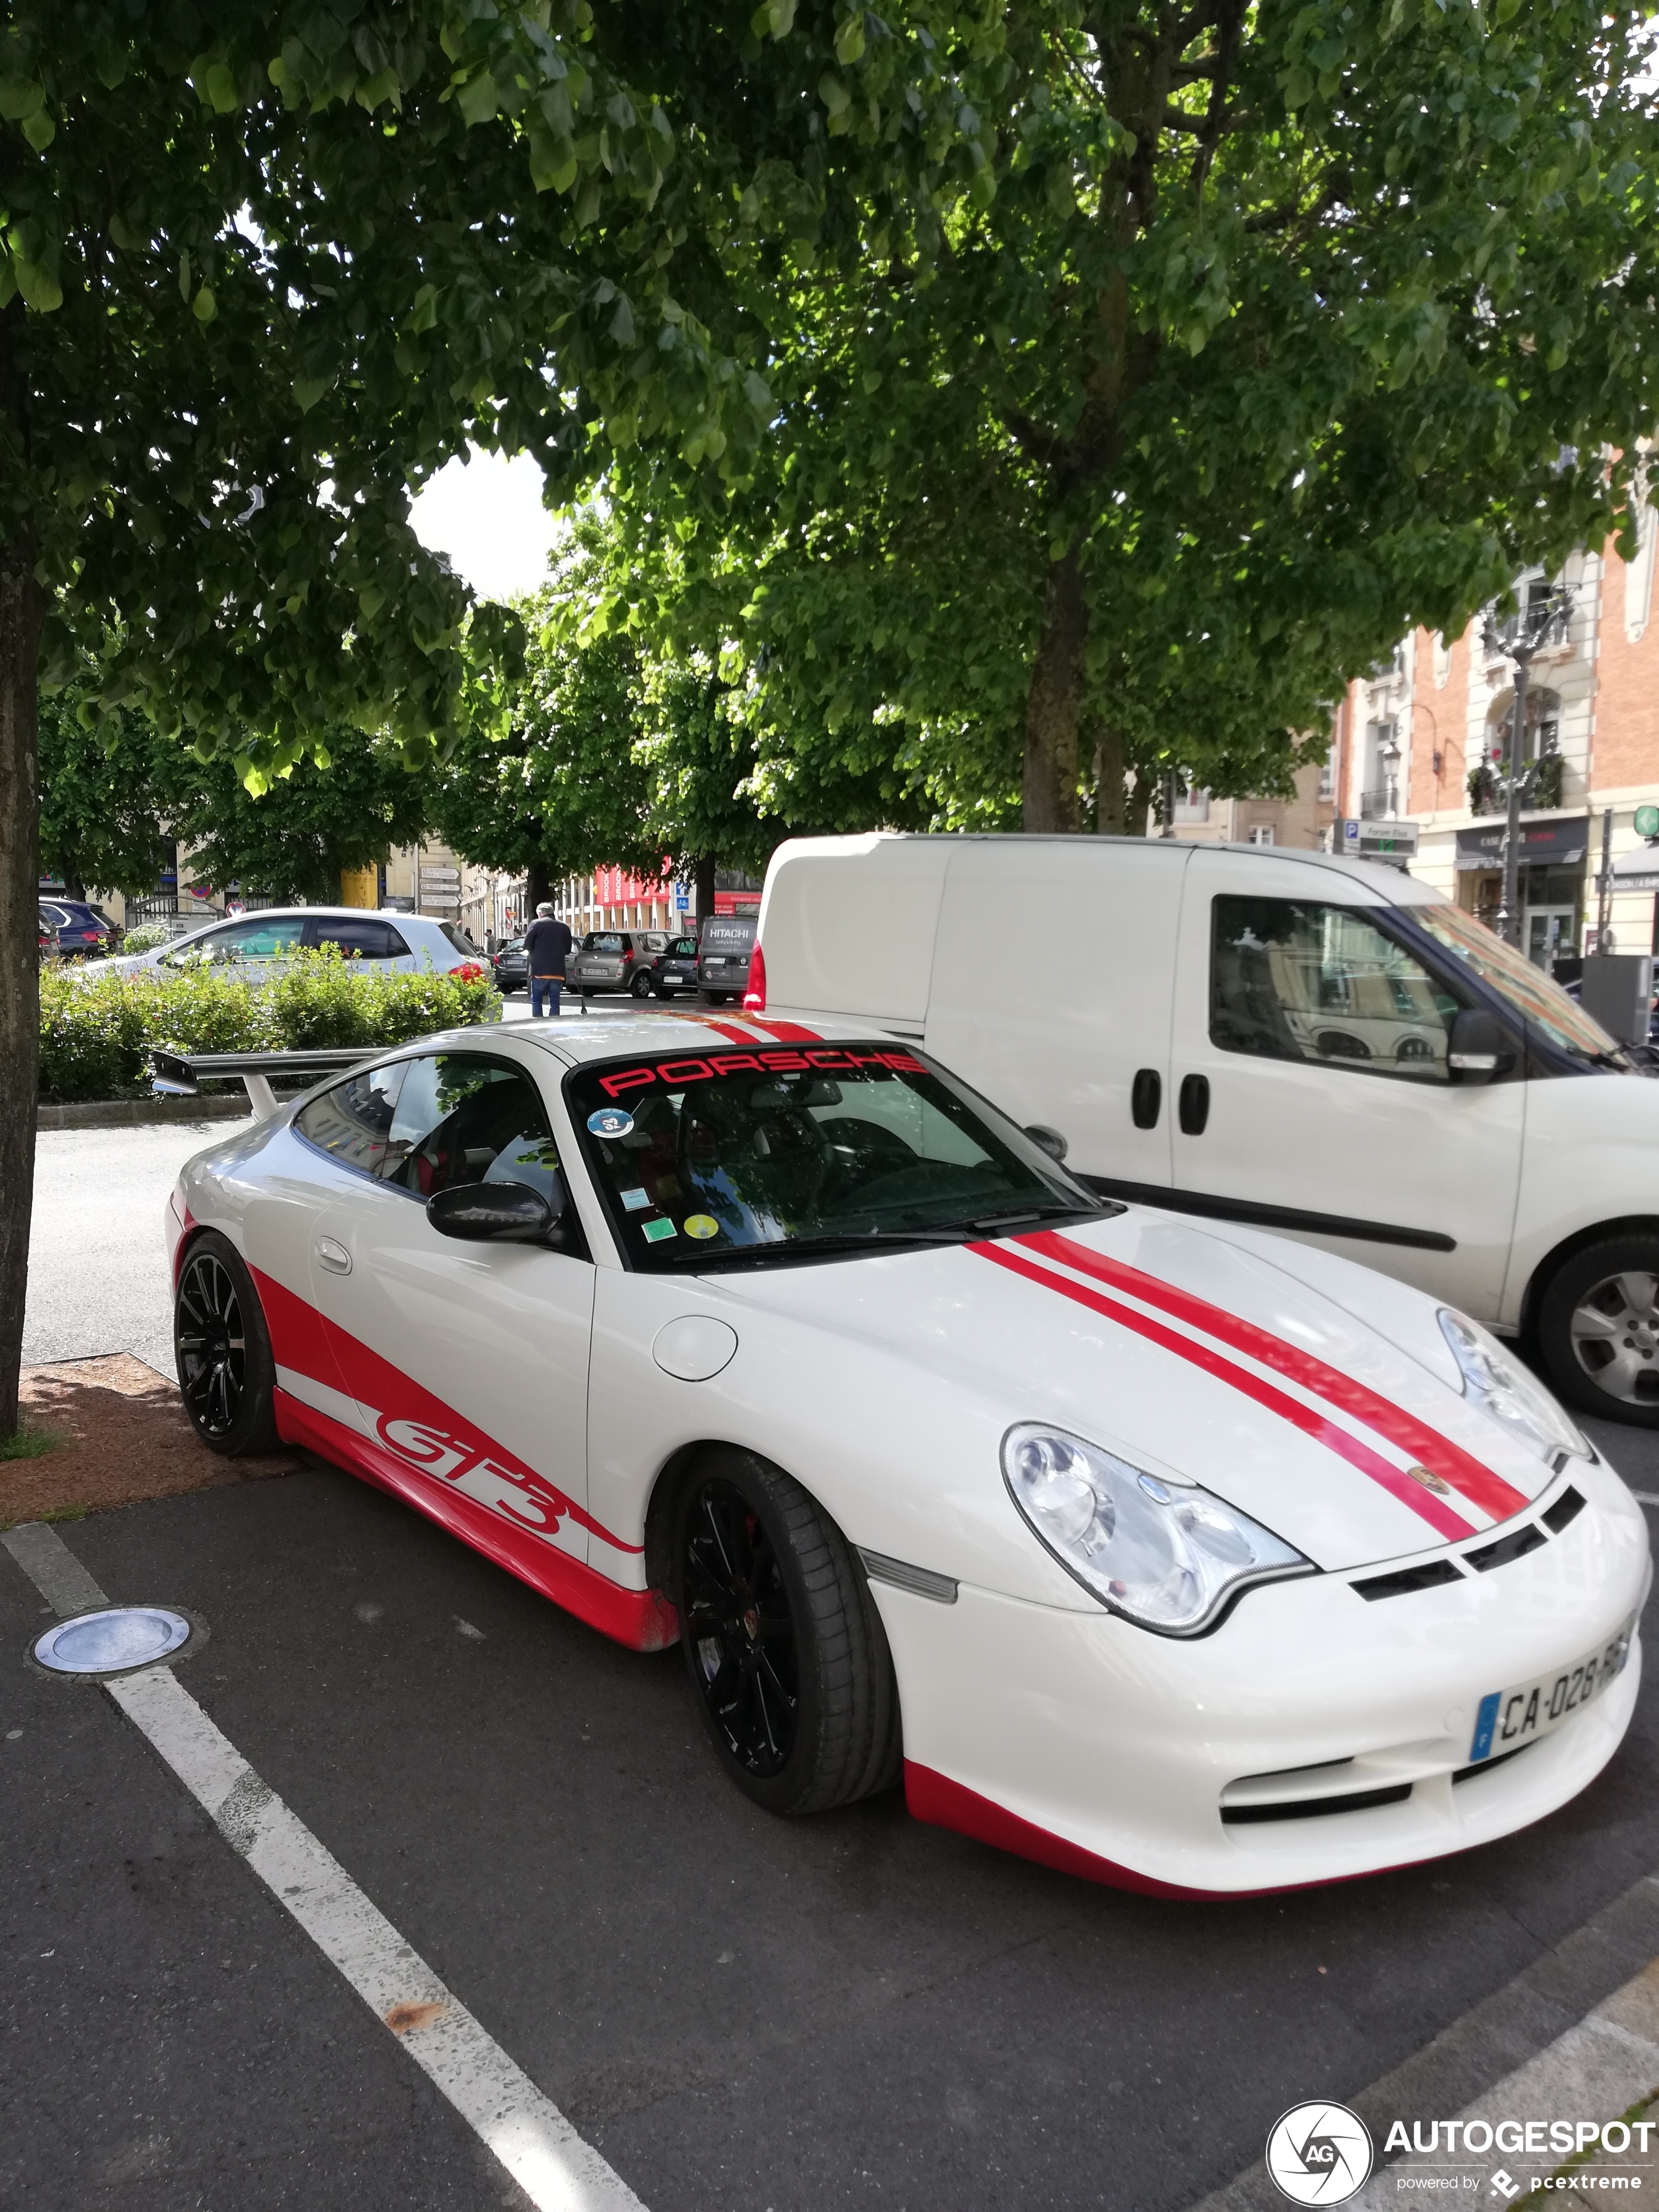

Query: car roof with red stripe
[515,1011,850,1065]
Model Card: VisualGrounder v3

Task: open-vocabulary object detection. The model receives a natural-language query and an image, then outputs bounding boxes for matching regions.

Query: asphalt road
[12,1082,1659,2211]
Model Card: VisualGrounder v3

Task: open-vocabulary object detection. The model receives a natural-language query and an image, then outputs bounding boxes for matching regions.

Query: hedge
[39,946,502,1103]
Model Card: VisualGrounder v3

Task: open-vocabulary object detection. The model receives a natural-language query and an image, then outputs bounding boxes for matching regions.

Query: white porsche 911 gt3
[164,1012,1650,1897]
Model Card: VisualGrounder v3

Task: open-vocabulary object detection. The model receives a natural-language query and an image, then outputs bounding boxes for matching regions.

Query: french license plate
[1468,1618,1635,1763]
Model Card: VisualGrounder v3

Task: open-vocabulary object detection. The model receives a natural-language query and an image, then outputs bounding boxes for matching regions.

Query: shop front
[1455,815,1592,966]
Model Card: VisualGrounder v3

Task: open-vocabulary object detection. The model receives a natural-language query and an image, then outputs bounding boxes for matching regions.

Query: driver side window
[379,1054,557,1201]
[1210,896,1460,1083]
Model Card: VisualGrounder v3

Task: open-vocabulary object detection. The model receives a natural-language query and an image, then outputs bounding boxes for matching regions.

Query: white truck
[745,832,1659,1429]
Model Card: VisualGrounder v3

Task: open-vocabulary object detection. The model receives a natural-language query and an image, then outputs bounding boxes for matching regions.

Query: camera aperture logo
[1268,2102,1377,2205]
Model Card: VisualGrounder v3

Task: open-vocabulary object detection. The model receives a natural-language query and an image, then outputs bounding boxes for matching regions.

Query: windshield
[1408,906,1627,1065]
[568,1044,1102,1269]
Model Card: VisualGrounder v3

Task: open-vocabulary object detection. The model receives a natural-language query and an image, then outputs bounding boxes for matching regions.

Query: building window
[1317,743,1336,801]
[1247,825,1276,847]
[1172,777,1210,823]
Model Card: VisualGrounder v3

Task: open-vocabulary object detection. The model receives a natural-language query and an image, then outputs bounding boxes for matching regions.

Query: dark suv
[698,914,757,1004]
[570,930,658,999]
[647,933,701,997]
[39,897,118,958]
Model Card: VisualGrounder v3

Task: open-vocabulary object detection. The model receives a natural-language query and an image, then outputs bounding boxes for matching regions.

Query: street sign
[1635,804,1659,839]
[1336,818,1419,867]
[676,895,690,911]
[419,867,460,884]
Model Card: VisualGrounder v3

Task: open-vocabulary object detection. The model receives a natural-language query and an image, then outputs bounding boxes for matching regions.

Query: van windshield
[1407,906,1628,1066]
[568,1044,1103,1270]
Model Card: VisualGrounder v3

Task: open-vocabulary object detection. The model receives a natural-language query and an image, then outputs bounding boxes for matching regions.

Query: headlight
[1001,1424,1310,1636]
[1438,1309,1590,1464]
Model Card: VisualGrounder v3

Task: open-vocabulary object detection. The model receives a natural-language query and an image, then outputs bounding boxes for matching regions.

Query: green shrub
[119,923,171,954]
[39,946,501,1102]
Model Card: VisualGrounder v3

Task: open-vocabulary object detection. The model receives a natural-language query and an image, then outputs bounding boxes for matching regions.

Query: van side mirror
[427,1179,566,1245]
[1025,1123,1070,1163]
[1447,1008,1517,1084]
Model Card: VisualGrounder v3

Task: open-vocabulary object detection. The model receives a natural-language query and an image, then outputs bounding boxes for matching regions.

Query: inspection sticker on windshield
[641,1219,677,1243]
[1468,1616,1634,1763]
[620,1187,651,1211]
[588,1108,634,1138]
[684,1214,720,1241]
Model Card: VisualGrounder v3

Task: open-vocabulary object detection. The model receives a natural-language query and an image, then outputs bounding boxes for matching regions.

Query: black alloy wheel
[674,1449,902,1816]
[174,1230,280,1454]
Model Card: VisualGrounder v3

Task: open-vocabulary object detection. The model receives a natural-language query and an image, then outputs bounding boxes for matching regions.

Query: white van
[747,833,1659,1429]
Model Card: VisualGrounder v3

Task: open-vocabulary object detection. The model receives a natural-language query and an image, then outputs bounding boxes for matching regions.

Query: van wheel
[1537,1236,1659,1426]
[674,1449,901,1816]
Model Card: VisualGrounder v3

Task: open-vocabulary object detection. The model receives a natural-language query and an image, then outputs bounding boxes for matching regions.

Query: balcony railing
[1358,786,1397,820]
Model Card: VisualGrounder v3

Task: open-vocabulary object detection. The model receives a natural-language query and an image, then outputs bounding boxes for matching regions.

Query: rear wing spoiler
[148,1046,379,1122]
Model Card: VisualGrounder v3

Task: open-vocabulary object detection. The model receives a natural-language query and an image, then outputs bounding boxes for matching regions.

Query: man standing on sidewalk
[524,903,573,1019]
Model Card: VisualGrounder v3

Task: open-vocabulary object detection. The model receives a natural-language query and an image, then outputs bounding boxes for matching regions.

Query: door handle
[315,1237,352,1275]
[1131,1068,1162,1130]
[1178,1074,1210,1137]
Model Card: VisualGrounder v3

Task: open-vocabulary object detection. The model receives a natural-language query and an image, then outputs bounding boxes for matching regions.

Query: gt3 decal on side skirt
[251,1268,677,1652]
[1024,1232,1528,1526]
[971,1242,1477,1543]
[272,1388,678,1652]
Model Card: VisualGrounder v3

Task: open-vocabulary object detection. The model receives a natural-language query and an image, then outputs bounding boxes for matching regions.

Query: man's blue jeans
[530,976,562,1018]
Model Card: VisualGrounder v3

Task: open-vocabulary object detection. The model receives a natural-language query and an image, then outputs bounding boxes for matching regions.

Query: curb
[35,1095,255,1131]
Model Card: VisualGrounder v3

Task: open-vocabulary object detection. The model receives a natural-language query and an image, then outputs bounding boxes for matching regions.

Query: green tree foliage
[602,1,1659,829]
[38,679,172,899]
[169,735,432,905]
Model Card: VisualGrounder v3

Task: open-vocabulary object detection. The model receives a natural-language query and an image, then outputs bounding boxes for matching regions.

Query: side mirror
[1447,1007,1517,1084]
[427,1180,563,1245]
[1025,1123,1070,1164]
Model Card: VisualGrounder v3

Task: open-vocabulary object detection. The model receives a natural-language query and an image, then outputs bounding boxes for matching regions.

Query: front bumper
[875,1464,1651,1895]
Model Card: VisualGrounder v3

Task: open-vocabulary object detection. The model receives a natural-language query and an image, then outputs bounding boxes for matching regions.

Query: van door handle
[1178,1074,1210,1137]
[1131,1069,1162,1130]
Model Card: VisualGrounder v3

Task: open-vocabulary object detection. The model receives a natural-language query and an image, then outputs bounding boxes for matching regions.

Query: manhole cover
[33,1607,191,1677]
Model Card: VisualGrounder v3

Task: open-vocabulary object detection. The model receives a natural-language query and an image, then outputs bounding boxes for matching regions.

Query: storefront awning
[1454,816,1590,871]
[1611,845,1659,893]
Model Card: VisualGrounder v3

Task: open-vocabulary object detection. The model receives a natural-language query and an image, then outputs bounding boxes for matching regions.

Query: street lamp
[1481,583,1571,948]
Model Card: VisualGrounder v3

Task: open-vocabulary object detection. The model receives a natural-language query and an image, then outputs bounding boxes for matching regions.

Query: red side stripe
[743,1017,822,1043]
[251,1264,641,1552]
[273,1388,678,1652]
[1029,1233,1528,1524]
[971,1243,1474,1541]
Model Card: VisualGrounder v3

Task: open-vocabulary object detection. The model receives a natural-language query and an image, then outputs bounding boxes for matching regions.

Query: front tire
[674,1449,901,1816]
[1538,1235,1659,1426]
[174,1230,280,1454]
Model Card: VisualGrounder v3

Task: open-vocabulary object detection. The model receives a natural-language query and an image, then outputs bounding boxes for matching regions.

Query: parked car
[745,832,1659,1428]
[167,1011,1646,1895]
[570,929,655,999]
[645,932,701,997]
[80,906,479,982]
[492,937,528,995]
[698,913,757,1003]
[39,897,118,958]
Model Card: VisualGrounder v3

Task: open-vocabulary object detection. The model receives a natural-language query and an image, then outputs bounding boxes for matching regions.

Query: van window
[1210,897,1460,1082]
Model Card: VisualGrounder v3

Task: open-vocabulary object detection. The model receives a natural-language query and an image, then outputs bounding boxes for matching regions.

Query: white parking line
[2,1520,645,2212]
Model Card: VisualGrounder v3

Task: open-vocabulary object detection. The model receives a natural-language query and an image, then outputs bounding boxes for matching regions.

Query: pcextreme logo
[1267,2102,1376,2205]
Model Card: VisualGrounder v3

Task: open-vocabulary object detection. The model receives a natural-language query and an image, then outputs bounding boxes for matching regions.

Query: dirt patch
[3,1354,302,1528]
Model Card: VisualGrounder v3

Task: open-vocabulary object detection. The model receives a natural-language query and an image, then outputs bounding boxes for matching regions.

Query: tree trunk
[0,530,44,1442]
[1092,722,1132,835]
[1022,551,1089,832]
[524,856,551,916]
[693,853,717,929]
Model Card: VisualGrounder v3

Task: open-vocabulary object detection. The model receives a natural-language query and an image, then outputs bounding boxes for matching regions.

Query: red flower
[451,961,487,982]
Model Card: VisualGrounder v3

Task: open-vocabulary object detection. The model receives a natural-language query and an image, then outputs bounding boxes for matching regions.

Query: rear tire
[1537,1234,1659,1427]
[673,1448,901,1816]
[630,972,653,998]
[174,1230,280,1454]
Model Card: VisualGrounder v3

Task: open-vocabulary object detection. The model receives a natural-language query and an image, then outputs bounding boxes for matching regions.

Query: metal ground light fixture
[1481,585,1572,950]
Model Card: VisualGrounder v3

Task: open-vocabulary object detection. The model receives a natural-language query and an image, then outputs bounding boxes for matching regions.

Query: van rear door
[1166,849,1524,1318]
[927,839,1189,1190]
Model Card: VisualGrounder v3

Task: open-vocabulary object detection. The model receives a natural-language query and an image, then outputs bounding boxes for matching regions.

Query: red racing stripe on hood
[743,1017,822,1042]
[1026,1232,1528,1524]
[971,1242,1474,1541]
